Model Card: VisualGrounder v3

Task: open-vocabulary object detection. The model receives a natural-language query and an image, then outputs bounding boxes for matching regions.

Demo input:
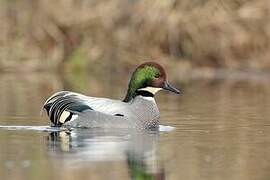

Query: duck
[43,62,180,129]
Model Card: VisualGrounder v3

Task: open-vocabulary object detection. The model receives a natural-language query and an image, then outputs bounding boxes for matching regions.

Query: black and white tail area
[43,91,92,127]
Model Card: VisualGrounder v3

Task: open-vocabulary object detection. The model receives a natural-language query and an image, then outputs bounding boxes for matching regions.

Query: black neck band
[135,90,154,97]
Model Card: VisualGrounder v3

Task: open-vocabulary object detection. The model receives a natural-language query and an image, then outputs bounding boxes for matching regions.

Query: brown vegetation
[0,0,270,72]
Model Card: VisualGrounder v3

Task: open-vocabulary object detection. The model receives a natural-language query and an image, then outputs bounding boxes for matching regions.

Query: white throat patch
[138,87,162,94]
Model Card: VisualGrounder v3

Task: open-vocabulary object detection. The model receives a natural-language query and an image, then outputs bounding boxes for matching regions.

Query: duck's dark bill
[163,81,180,94]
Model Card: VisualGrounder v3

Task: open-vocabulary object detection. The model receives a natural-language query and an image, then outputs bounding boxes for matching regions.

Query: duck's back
[43,91,160,129]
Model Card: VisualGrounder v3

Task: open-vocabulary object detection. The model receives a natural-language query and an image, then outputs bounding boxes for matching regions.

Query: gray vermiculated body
[44,91,160,129]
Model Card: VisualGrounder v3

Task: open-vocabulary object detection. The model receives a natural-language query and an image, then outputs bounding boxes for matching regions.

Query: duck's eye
[154,74,160,78]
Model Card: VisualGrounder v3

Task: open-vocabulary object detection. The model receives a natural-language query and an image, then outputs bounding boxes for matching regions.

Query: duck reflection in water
[47,129,165,180]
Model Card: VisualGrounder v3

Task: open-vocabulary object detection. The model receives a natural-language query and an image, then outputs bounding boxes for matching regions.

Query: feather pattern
[43,91,92,126]
[42,62,180,129]
[43,91,160,128]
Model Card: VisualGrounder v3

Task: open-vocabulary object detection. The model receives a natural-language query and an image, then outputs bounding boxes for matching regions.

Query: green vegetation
[0,0,269,71]
[66,48,88,72]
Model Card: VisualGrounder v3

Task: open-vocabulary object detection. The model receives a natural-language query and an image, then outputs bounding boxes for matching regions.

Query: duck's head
[124,62,180,102]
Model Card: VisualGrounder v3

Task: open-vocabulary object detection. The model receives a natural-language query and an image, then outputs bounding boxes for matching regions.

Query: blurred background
[1,0,270,73]
[1,1,270,180]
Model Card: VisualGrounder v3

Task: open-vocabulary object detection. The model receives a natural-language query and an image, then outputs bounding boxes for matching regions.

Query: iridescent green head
[123,62,180,102]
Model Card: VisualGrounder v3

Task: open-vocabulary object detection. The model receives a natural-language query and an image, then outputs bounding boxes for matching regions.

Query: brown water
[0,72,270,180]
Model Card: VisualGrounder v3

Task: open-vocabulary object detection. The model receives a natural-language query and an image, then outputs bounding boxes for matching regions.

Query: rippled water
[1,72,270,180]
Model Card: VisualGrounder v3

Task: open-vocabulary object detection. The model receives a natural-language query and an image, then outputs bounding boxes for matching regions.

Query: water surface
[0,72,270,180]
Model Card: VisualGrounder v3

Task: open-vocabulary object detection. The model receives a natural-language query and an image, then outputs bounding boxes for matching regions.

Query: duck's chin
[138,87,162,95]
